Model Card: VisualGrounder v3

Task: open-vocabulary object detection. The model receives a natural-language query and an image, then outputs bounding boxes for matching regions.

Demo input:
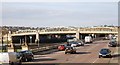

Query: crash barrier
[30,43,65,54]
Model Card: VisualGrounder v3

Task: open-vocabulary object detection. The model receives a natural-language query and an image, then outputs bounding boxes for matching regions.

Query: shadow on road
[32,58,56,62]
[22,63,119,65]
[34,49,59,55]
[75,52,91,54]
[84,44,90,47]
[112,54,120,58]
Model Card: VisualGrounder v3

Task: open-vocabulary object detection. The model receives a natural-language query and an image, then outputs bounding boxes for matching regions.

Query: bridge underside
[12,33,74,51]
[11,33,113,51]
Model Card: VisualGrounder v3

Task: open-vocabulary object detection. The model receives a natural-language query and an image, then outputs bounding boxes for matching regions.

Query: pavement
[22,40,119,65]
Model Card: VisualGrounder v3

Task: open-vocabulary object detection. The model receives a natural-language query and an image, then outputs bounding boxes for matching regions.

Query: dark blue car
[18,50,34,62]
[99,48,112,58]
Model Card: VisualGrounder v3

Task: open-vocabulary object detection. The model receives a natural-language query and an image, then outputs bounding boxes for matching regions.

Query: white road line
[93,58,99,63]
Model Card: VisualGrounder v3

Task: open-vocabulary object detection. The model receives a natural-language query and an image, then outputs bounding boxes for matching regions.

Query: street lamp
[1,36,3,52]
[7,33,8,50]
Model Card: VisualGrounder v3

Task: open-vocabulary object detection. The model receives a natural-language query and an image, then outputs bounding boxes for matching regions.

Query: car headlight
[99,53,102,55]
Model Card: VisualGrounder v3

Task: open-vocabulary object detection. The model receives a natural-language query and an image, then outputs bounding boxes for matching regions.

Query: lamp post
[2,36,3,52]
[7,33,8,50]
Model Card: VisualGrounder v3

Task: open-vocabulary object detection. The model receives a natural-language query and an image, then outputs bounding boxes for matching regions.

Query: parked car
[65,46,76,54]
[99,48,112,58]
[58,44,67,51]
[18,50,34,62]
[0,52,21,65]
[84,36,93,43]
[108,39,117,47]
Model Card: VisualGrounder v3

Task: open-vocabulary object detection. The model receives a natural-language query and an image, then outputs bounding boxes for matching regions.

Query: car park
[99,48,112,58]
[65,46,76,54]
[0,52,21,65]
[18,50,34,62]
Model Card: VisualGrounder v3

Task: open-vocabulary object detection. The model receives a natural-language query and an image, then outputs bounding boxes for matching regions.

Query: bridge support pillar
[118,27,120,45]
[35,31,40,48]
[22,35,29,50]
[22,46,29,50]
[76,29,80,40]
[8,43,15,52]
[8,47,15,52]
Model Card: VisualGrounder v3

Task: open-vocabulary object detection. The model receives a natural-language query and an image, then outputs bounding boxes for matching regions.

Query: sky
[1,0,119,27]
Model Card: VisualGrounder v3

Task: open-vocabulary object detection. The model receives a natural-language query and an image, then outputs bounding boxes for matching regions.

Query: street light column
[2,36,3,52]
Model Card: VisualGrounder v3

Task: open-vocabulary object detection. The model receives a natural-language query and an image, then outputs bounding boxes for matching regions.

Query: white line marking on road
[93,58,99,63]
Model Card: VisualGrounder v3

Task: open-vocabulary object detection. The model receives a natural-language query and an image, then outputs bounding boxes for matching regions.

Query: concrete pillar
[8,47,15,52]
[8,31,12,41]
[76,29,80,40]
[36,30,40,48]
[36,31,39,41]
[7,31,15,52]
[22,46,29,50]
[22,35,29,50]
[8,36,15,52]
[118,27,120,45]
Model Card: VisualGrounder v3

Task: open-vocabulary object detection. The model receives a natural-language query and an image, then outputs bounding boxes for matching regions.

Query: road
[22,40,119,65]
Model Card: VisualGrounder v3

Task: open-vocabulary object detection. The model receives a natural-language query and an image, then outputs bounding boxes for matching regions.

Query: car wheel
[25,58,28,62]
[109,55,112,58]
[18,62,22,65]
[32,56,34,60]
[82,44,84,46]
[10,62,14,65]
[99,55,101,58]
[30,57,34,61]
[74,51,76,54]
[65,52,67,54]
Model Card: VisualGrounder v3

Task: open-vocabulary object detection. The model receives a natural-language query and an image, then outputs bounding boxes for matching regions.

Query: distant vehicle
[99,48,112,58]
[18,50,34,62]
[65,46,76,54]
[58,44,67,51]
[70,41,79,47]
[84,36,93,43]
[67,39,75,42]
[108,39,117,47]
[0,52,21,65]
[77,40,84,46]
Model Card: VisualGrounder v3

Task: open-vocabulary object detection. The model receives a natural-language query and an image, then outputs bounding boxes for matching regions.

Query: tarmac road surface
[22,40,119,65]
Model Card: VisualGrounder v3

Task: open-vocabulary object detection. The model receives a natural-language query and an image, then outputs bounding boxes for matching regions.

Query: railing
[13,27,118,34]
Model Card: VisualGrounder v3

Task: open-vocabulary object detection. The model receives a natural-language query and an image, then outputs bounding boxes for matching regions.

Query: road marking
[93,58,99,63]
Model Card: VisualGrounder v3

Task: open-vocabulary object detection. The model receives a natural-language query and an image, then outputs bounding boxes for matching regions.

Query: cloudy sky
[1,0,119,27]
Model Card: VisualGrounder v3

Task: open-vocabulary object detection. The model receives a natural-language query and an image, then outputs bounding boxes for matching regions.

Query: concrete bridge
[7,27,118,52]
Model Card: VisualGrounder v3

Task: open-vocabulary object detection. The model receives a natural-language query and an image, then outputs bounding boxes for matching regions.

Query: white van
[85,36,93,43]
[0,52,21,65]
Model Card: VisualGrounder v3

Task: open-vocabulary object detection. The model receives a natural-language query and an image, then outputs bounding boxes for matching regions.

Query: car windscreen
[100,49,108,54]
[66,47,73,49]
[72,42,78,44]
[109,41,116,44]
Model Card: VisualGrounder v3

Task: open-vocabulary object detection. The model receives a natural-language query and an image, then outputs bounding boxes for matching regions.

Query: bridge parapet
[12,27,118,35]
